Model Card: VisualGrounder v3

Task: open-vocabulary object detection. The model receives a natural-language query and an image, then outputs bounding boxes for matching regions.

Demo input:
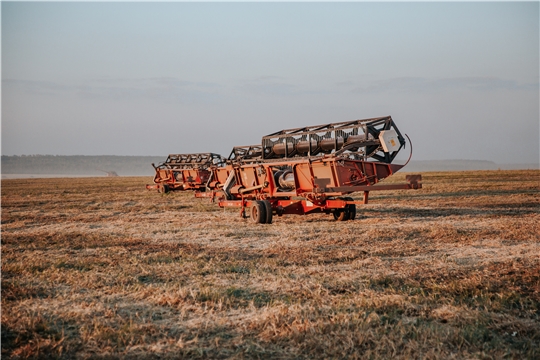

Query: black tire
[250,201,267,224]
[333,196,356,221]
[262,200,273,224]
[348,204,356,220]
[333,208,350,221]
[159,184,169,194]
[344,197,356,220]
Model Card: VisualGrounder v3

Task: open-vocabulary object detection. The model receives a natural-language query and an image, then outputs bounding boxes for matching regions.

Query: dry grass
[1,170,539,359]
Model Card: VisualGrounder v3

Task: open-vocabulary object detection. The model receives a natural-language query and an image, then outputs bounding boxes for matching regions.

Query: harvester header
[146,152,226,193]
[157,153,226,170]
[227,145,263,164]
[261,116,404,163]
[149,115,422,224]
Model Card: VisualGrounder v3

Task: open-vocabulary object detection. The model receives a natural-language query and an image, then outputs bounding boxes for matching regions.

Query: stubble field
[1,170,539,359]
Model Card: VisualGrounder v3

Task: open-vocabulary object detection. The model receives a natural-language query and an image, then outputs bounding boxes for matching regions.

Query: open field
[2,170,539,359]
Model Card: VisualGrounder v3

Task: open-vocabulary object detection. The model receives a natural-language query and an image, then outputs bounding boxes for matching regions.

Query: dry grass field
[2,170,539,359]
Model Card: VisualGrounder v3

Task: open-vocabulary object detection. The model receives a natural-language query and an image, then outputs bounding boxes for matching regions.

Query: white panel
[379,130,400,152]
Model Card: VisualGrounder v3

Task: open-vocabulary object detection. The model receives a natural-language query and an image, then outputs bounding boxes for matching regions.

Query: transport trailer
[197,116,422,224]
[146,153,226,193]
[206,157,421,223]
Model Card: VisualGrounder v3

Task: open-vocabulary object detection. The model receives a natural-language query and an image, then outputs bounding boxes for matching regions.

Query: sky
[2,1,539,164]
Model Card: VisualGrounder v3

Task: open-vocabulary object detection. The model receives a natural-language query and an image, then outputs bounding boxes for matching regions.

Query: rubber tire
[344,197,356,220]
[159,184,170,194]
[333,208,350,221]
[262,200,273,224]
[250,201,267,224]
[348,204,356,220]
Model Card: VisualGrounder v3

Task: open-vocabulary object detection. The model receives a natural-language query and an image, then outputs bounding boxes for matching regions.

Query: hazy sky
[2,2,539,164]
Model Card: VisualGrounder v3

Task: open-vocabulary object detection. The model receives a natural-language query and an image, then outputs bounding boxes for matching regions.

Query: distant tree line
[1,155,166,176]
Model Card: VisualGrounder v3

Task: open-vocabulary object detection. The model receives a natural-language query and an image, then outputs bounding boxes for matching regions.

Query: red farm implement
[201,145,263,192]
[146,153,226,193]
[196,116,422,223]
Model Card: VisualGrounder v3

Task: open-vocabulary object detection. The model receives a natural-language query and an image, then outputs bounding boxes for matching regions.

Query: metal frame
[195,116,420,223]
[227,145,263,164]
[146,153,226,193]
[196,157,422,223]
[148,116,421,223]
[159,153,226,170]
[261,115,405,163]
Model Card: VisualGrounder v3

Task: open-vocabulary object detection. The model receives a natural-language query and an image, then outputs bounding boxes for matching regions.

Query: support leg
[363,191,369,204]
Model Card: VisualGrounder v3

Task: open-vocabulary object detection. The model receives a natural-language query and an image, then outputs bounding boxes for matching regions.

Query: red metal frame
[146,153,226,193]
[150,116,422,223]
[195,156,422,222]
[146,168,212,192]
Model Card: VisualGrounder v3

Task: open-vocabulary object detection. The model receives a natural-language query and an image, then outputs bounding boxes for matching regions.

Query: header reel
[261,116,405,163]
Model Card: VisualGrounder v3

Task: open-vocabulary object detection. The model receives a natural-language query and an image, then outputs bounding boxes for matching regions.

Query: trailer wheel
[344,197,356,220]
[333,208,350,221]
[250,201,267,224]
[262,200,273,224]
[159,184,170,194]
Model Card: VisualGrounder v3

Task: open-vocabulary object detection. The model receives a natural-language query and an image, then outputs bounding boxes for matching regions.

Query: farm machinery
[146,153,226,193]
[193,116,422,223]
[146,145,264,193]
